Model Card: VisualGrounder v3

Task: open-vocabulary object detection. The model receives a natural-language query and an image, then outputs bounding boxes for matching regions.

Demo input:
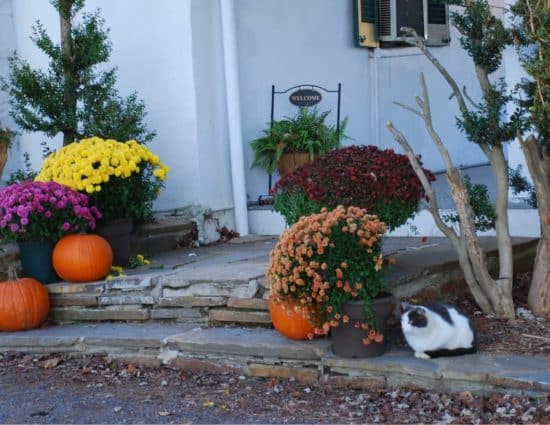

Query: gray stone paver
[57,236,536,300]
[165,327,331,361]
[1,322,548,394]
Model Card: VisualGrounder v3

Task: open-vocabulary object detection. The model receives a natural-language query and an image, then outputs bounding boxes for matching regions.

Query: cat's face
[401,302,428,333]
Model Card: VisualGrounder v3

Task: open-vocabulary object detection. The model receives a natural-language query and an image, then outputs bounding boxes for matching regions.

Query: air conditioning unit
[354,0,450,48]
[379,0,450,46]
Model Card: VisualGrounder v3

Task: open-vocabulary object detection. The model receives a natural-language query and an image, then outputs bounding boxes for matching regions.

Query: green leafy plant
[508,165,537,208]
[6,153,37,184]
[0,0,154,146]
[272,190,321,226]
[127,254,151,269]
[443,175,496,231]
[250,107,347,173]
[272,145,435,230]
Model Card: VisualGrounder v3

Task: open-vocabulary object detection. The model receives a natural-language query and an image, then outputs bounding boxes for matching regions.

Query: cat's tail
[425,346,477,358]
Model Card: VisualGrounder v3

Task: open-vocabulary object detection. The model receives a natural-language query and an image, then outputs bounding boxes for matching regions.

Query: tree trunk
[528,234,550,315]
[58,0,78,145]
[487,146,515,317]
[447,166,515,318]
[521,136,550,315]
[387,115,514,319]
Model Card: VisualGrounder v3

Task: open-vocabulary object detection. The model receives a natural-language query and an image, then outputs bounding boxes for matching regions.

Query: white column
[220,0,249,235]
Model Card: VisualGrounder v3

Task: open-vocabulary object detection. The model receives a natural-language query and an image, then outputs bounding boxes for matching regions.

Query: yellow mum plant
[267,205,387,343]
[36,137,169,223]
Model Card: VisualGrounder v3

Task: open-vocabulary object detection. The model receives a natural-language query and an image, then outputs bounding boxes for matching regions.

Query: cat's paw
[414,351,431,359]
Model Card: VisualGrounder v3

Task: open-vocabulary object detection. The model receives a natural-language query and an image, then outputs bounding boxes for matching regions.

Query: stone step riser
[1,329,547,397]
[46,268,470,326]
[37,237,538,326]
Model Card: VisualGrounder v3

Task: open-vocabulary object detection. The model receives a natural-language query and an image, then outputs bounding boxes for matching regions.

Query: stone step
[226,297,269,310]
[208,309,272,326]
[0,324,548,395]
[132,221,197,256]
[165,327,327,361]
[51,306,150,322]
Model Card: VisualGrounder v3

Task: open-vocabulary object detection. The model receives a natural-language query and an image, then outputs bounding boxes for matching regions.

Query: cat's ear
[400,301,413,314]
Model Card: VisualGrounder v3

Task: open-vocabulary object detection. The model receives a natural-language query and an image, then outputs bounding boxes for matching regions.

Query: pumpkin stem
[7,265,20,281]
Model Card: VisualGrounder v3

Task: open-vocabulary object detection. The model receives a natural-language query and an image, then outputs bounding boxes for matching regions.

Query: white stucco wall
[1,0,531,235]
[234,0,496,203]
[0,0,15,147]
[6,0,208,214]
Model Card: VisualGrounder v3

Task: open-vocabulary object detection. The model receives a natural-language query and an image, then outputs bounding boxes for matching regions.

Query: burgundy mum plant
[0,181,102,243]
[272,145,435,230]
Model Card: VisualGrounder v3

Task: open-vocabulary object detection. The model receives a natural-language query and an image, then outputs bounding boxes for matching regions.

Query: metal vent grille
[379,0,393,37]
[428,0,446,24]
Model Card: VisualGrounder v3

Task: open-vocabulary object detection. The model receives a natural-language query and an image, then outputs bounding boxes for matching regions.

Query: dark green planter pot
[331,292,394,358]
[18,241,60,284]
[95,218,134,266]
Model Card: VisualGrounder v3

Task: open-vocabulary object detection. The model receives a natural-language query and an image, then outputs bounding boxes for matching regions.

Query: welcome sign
[289,88,322,107]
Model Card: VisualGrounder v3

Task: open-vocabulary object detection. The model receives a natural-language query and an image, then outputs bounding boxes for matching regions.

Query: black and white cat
[400,301,477,359]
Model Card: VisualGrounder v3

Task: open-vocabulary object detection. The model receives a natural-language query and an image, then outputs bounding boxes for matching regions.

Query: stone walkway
[0,236,547,395]
[0,322,548,396]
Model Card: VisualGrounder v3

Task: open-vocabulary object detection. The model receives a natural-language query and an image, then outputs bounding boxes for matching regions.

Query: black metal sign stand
[259,83,342,204]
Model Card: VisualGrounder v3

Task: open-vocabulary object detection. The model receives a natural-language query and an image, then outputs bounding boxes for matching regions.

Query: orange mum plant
[267,205,387,343]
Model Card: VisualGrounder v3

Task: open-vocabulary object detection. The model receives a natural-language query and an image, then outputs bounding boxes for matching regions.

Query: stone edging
[1,325,548,396]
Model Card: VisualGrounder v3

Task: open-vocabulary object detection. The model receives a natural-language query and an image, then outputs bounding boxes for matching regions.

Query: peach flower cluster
[267,205,387,343]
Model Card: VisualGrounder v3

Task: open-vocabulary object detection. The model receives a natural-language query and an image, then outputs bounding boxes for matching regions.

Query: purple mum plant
[0,181,102,243]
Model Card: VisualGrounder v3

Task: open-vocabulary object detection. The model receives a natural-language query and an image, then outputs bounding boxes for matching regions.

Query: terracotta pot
[269,297,314,340]
[277,153,314,176]
[331,292,394,358]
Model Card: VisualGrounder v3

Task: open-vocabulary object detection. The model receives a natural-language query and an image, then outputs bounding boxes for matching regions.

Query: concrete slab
[0,322,194,351]
[164,327,332,361]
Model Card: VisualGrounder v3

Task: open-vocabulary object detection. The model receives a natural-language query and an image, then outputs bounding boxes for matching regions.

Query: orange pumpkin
[269,297,314,340]
[53,234,113,282]
[0,276,50,331]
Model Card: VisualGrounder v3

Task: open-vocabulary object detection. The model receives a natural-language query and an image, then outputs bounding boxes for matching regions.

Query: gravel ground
[0,352,548,424]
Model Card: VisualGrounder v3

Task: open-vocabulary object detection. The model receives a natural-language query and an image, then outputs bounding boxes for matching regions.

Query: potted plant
[35,136,169,265]
[0,122,13,180]
[267,205,392,357]
[272,145,435,230]
[0,181,102,283]
[250,107,347,176]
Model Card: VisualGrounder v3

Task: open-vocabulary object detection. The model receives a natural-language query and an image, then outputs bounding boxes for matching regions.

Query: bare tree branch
[400,27,469,114]
[392,101,422,118]
[462,86,482,109]
[386,121,456,241]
